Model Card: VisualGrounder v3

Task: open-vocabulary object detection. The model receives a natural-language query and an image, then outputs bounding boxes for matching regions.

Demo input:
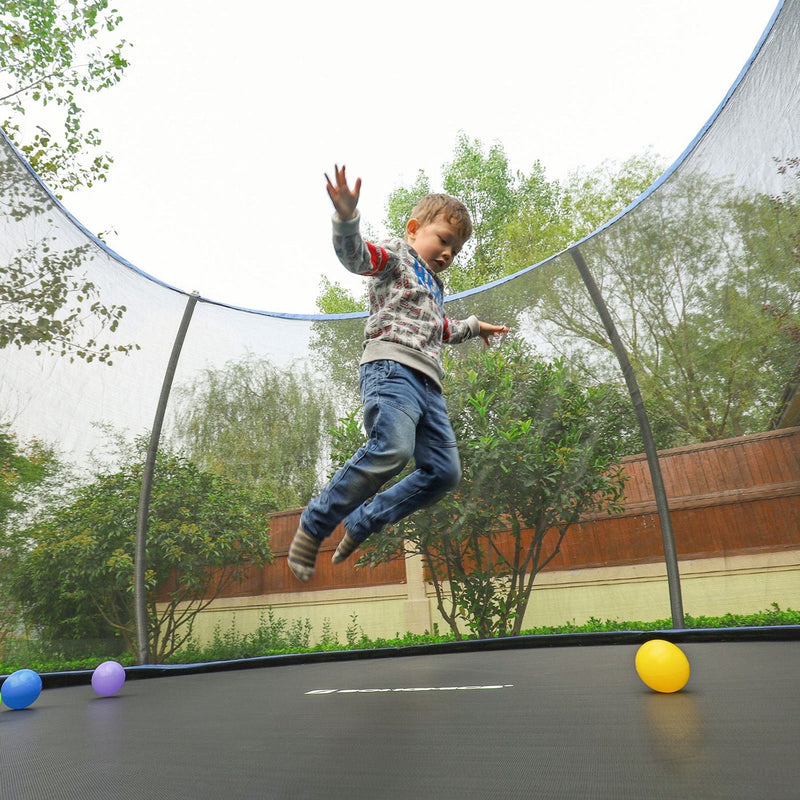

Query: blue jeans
[301,360,461,543]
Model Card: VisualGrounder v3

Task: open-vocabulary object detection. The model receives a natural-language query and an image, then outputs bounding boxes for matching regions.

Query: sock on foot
[288,526,321,582]
[332,532,360,565]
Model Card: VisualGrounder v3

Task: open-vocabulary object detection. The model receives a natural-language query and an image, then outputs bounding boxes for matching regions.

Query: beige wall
[181,548,800,647]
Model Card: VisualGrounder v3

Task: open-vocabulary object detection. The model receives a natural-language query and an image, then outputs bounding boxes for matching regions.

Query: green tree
[0,1,137,366]
[384,168,431,238]
[0,214,137,363]
[532,165,799,442]
[0,424,54,529]
[11,445,273,661]
[0,0,130,194]
[738,156,800,427]
[441,133,519,290]
[501,161,575,274]
[564,150,665,236]
[172,355,338,511]
[0,424,59,657]
[355,340,628,639]
[316,275,366,314]
[503,152,664,277]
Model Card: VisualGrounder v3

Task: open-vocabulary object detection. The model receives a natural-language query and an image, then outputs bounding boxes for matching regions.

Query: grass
[1,603,797,675]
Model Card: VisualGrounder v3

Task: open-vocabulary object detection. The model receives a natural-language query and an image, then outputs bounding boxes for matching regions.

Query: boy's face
[405,216,467,274]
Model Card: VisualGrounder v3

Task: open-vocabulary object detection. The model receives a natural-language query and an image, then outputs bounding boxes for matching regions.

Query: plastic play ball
[2,668,43,710]
[635,639,690,693]
[91,660,126,697]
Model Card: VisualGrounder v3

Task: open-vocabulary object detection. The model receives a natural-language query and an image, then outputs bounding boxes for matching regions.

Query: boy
[288,165,509,582]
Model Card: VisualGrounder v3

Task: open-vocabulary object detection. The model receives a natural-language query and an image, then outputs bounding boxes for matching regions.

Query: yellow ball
[635,639,690,693]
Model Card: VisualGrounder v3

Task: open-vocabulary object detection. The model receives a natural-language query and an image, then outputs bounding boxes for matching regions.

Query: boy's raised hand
[325,164,361,221]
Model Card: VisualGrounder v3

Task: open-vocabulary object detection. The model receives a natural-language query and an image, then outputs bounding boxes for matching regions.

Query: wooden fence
[205,427,800,598]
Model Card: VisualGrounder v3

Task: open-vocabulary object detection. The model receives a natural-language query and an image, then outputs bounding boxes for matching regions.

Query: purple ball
[91,660,126,696]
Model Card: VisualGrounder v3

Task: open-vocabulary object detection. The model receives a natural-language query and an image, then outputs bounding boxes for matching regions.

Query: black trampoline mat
[1,639,798,799]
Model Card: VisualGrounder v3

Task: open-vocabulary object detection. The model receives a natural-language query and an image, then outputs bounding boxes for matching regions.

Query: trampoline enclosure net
[0,1,798,658]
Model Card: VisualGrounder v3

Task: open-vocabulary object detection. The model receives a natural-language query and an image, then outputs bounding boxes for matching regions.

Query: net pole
[569,245,685,628]
[134,292,200,664]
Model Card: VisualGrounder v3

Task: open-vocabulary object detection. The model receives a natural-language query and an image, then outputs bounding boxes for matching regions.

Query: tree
[316,275,366,314]
[740,156,800,427]
[172,355,338,511]
[530,164,799,442]
[0,5,137,365]
[354,340,628,639]
[563,150,665,236]
[0,2,137,365]
[384,169,431,238]
[380,138,659,297]
[11,444,273,661]
[500,161,575,274]
[0,214,138,363]
[0,424,54,529]
[503,152,665,277]
[1,0,130,194]
[441,133,519,290]
[0,424,58,658]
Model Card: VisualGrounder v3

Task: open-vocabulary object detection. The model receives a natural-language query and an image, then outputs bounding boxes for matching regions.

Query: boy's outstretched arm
[325,164,361,221]
[478,321,510,346]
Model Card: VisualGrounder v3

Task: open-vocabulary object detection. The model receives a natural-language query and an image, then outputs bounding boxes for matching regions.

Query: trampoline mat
[1,639,798,799]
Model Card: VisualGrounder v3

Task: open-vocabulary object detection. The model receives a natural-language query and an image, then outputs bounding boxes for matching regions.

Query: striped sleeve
[442,314,480,344]
[332,212,395,277]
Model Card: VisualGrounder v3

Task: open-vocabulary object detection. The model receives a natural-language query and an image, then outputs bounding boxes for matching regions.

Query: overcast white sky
[62,0,778,314]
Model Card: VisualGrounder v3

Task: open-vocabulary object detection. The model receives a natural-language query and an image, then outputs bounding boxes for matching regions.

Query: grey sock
[332,532,360,564]
[288,526,321,582]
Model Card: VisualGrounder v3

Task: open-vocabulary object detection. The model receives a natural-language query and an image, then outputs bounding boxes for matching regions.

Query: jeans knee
[371,442,414,481]
[435,450,461,492]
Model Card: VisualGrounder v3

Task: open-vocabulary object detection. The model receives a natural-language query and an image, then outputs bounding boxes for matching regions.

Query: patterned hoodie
[332,211,480,389]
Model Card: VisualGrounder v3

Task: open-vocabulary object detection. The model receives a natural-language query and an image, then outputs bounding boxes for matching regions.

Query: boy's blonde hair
[409,194,473,242]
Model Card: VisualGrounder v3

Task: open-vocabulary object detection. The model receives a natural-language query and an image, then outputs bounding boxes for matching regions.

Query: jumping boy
[288,165,509,582]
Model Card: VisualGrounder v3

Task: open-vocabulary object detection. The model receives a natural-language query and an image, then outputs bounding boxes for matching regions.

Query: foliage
[441,133,519,289]
[565,150,665,235]
[316,275,366,314]
[500,161,576,274]
[532,164,800,442]
[175,608,315,663]
[3,604,797,674]
[0,223,138,363]
[0,425,54,528]
[382,137,662,295]
[172,355,337,511]
[358,340,629,639]
[9,443,273,662]
[502,151,664,277]
[384,168,431,238]
[0,425,59,660]
[0,3,137,365]
[326,409,365,480]
[0,0,130,194]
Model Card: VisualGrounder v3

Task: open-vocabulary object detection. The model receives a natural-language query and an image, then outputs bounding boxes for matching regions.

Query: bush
[1,604,797,675]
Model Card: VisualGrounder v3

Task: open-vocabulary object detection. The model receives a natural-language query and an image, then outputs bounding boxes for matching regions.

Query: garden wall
[185,428,800,642]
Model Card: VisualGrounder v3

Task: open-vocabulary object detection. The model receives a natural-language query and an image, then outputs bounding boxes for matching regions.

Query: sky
[60,0,779,315]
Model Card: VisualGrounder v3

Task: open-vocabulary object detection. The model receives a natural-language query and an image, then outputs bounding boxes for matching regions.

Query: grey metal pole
[134,292,200,664]
[569,246,685,628]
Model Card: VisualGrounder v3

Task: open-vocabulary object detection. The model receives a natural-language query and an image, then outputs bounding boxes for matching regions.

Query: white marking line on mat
[306,684,514,695]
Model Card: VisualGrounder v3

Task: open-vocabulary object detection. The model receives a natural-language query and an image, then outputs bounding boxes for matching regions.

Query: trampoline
[2,629,798,799]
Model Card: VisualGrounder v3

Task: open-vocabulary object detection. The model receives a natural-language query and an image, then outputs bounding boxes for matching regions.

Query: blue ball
[2,668,43,710]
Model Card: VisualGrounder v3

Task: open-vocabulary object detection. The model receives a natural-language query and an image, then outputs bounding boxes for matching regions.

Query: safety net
[0,0,798,665]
